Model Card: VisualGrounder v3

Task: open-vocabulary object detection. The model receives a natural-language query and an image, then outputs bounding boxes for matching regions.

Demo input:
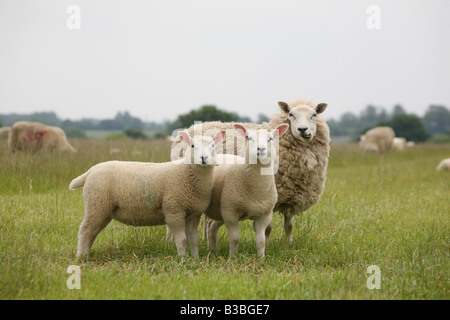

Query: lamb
[392,137,407,151]
[359,126,395,153]
[8,121,76,153]
[205,123,289,258]
[69,130,225,259]
[171,98,330,243]
[436,158,450,171]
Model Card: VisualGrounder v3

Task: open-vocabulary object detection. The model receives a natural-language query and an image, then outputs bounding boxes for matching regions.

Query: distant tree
[124,128,147,139]
[392,104,407,117]
[115,111,144,130]
[378,114,430,142]
[64,127,87,139]
[423,105,450,135]
[98,119,122,130]
[257,113,270,124]
[168,105,239,132]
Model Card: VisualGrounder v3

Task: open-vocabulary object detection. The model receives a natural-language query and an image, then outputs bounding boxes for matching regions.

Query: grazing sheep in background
[0,127,11,140]
[171,98,330,243]
[359,126,395,153]
[8,121,76,153]
[205,123,289,258]
[392,137,407,151]
[406,141,416,148]
[436,158,450,171]
[69,130,225,259]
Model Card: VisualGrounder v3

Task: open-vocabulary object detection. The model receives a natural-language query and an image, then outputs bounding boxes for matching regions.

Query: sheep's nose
[201,156,208,164]
[257,147,266,152]
[298,127,307,134]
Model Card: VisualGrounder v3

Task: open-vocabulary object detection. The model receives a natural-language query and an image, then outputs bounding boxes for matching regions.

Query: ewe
[69,130,225,259]
[359,126,395,153]
[171,98,330,243]
[205,123,289,258]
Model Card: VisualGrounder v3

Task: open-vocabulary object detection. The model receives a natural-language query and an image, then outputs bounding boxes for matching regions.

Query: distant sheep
[171,98,330,243]
[406,141,415,148]
[436,158,450,171]
[392,137,407,151]
[0,127,11,140]
[359,126,395,153]
[69,130,225,259]
[8,121,76,153]
[205,123,289,258]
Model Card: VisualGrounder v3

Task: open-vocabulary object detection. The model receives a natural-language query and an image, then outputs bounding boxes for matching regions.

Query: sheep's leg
[185,216,201,258]
[284,214,294,244]
[224,218,240,257]
[77,211,112,259]
[264,223,272,243]
[207,219,224,250]
[165,214,188,256]
[253,212,273,258]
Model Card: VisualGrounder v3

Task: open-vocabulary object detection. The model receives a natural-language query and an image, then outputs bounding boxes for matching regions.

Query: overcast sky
[1,0,449,123]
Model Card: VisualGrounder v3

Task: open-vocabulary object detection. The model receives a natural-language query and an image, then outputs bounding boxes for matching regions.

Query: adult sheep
[392,137,407,151]
[359,126,395,153]
[436,158,450,171]
[8,121,76,153]
[171,98,330,243]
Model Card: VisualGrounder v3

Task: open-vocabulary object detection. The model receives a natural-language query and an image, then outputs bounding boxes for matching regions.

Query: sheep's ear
[215,130,226,144]
[178,131,191,145]
[233,124,248,138]
[272,123,289,139]
[315,103,327,114]
[278,101,291,114]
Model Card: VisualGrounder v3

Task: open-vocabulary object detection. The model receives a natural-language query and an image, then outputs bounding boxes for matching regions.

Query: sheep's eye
[289,113,295,119]
[311,114,317,119]
[191,145,194,148]
[268,137,273,142]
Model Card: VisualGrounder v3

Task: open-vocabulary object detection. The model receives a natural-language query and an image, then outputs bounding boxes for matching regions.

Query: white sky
[1,0,449,122]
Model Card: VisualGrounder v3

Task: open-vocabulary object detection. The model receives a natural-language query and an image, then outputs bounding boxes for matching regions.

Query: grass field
[0,139,448,300]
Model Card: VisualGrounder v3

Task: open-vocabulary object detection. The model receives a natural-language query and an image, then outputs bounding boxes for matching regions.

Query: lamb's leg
[165,214,188,256]
[284,214,294,244]
[253,212,273,258]
[207,219,224,250]
[223,218,240,257]
[185,215,201,258]
[77,210,112,259]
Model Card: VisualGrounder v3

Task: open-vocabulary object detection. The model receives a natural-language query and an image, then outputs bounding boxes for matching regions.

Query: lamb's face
[234,124,289,164]
[278,101,327,143]
[179,131,225,166]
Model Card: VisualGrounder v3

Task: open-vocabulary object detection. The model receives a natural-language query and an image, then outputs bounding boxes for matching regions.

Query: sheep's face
[179,131,225,166]
[234,124,289,164]
[278,101,327,143]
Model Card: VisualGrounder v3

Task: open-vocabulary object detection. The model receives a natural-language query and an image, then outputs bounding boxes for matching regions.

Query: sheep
[0,127,11,140]
[170,98,330,243]
[406,141,415,148]
[8,121,76,153]
[205,123,289,258]
[359,126,395,153]
[436,158,450,171]
[392,137,407,151]
[69,130,225,259]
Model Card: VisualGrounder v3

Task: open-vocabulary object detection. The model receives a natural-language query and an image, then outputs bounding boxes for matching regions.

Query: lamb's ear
[315,103,327,114]
[272,123,289,139]
[215,130,226,144]
[278,101,291,114]
[233,124,248,138]
[178,131,192,145]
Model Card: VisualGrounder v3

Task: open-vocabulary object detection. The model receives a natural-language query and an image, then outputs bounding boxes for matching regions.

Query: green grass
[0,140,448,299]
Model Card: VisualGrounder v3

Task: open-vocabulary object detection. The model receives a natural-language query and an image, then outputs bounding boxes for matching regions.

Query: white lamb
[205,123,289,258]
[69,130,225,259]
